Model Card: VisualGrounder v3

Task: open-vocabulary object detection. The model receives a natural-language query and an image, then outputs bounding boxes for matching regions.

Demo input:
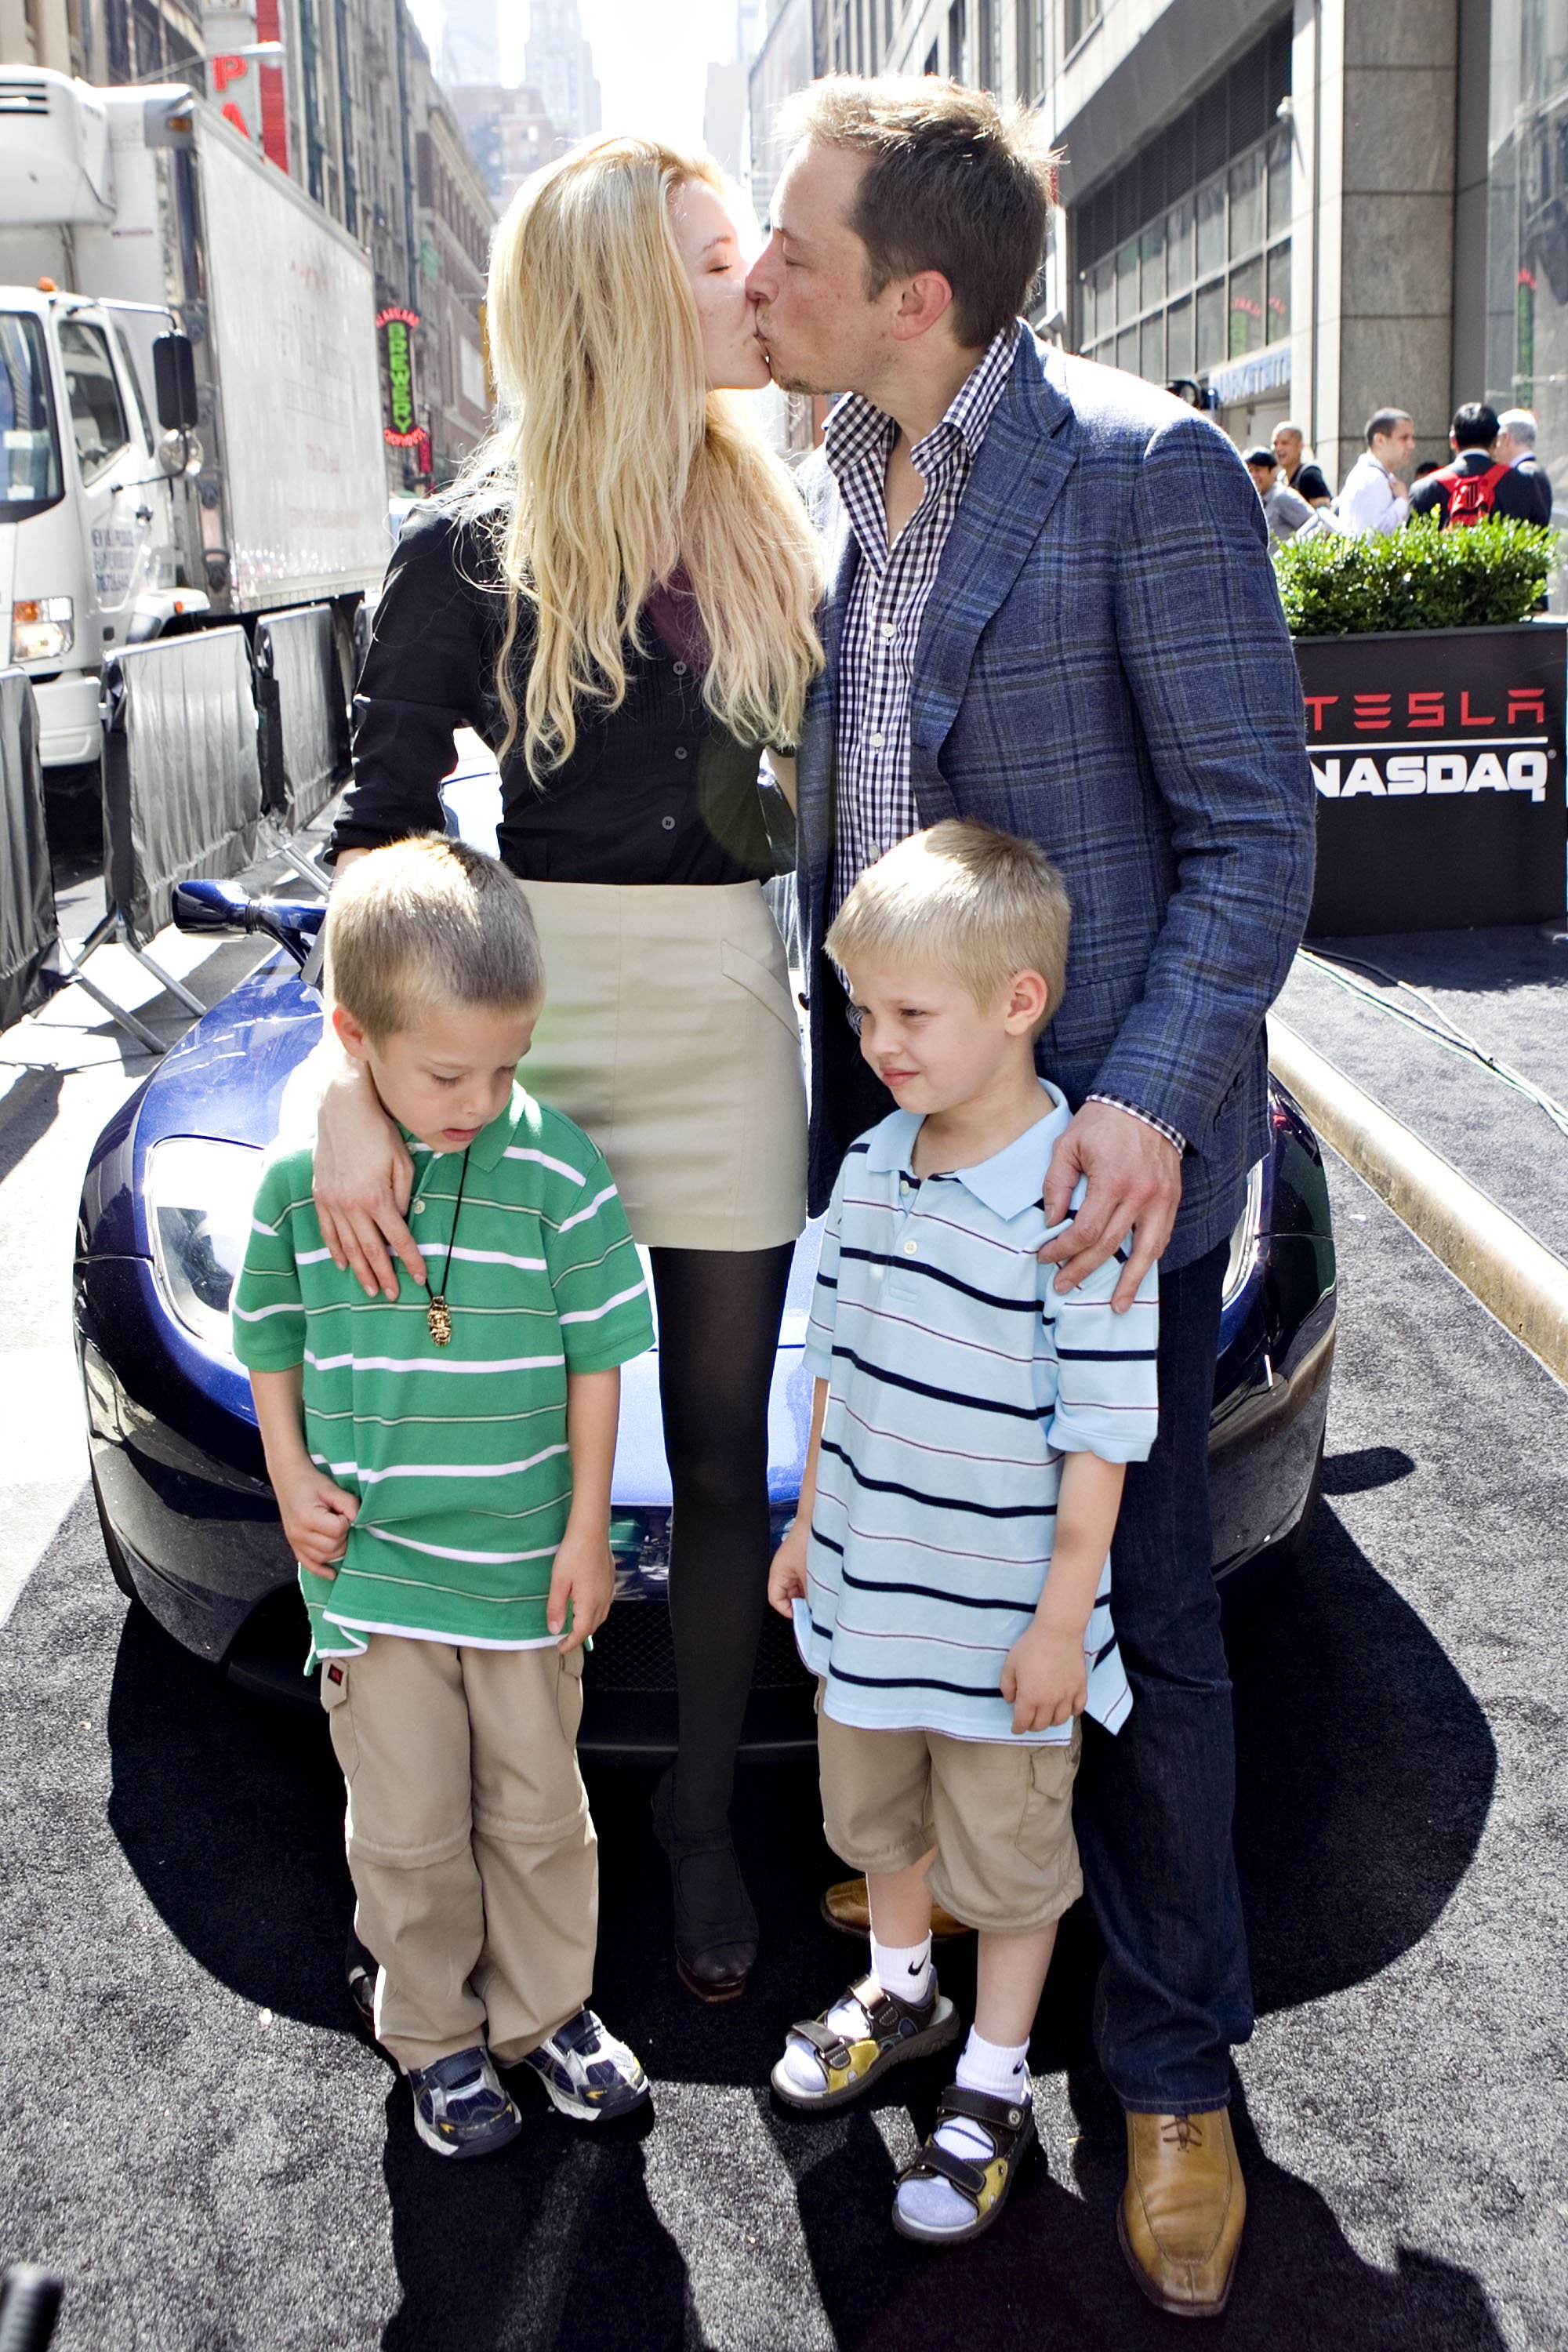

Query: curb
[1267,1015,1568,1388]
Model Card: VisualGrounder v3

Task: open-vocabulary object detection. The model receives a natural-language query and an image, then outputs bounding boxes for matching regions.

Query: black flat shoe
[652,1768,758,2003]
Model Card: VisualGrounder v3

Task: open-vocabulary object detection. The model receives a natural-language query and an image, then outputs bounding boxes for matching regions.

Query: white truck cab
[2,291,205,765]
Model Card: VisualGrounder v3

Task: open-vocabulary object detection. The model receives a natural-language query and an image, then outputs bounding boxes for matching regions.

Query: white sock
[895,2029,1031,2236]
[775,1936,934,2100]
[869,1931,933,2008]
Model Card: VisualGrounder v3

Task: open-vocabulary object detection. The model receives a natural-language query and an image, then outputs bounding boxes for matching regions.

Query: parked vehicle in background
[0,68,387,791]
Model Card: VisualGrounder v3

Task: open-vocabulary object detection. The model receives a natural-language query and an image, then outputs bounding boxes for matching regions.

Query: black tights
[648,1241,795,1842]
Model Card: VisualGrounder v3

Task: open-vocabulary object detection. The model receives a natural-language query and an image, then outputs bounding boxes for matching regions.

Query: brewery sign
[377,307,421,448]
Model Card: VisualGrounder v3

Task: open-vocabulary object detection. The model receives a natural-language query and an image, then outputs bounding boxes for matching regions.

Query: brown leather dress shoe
[1118,2107,1246,2319]
[819,1876,971,1942]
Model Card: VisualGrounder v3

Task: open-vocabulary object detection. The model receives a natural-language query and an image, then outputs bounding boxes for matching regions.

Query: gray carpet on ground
[1,1152,1565,2350]
[1276,927,1568,1259]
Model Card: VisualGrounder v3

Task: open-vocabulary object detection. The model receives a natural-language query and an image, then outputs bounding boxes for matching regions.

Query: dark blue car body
[76,913,1337,1761]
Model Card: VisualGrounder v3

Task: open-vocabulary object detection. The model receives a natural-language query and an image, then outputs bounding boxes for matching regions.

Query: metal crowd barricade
[255,604,350,881]
[0,668,60,1033]
[50,627,265,1051]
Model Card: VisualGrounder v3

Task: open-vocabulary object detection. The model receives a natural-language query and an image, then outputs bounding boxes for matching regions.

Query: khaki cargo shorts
[816,1690,1083,1935]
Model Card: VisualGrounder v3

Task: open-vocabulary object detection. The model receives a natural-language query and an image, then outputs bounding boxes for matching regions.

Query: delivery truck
[0,67,389,785]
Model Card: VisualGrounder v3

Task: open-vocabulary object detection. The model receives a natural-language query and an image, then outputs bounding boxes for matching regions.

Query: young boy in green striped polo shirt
[231,836,656,2159]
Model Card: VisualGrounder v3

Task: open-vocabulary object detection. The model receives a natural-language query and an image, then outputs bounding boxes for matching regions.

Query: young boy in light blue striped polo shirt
[768,820,1159,2247]
[232,837,655,2160]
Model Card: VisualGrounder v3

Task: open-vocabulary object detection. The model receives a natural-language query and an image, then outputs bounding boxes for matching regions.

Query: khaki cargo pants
[321,1634,596,2071]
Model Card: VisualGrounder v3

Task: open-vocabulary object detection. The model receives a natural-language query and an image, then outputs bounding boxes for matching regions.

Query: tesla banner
[1298,620,1567,935]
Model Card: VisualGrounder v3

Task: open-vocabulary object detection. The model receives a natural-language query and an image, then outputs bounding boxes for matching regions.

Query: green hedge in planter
[1271,512,1557,637]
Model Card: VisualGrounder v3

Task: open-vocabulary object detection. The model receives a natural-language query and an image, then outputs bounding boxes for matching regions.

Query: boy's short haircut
[325,835,545,1040]
[827,819,1070,1034]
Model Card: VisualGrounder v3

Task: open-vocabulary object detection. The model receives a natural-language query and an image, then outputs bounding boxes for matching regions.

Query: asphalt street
[2,849,1566,2350]
[2,1133,1566,2350]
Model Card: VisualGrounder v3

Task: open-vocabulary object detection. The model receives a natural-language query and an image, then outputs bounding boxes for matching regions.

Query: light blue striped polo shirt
[793,1083,1160,1744]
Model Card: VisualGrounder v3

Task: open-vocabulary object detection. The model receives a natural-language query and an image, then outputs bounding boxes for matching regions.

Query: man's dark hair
[1243,447,1278,470]
[1365,408,1413,445]
[779,75,1057,347]
[1450,401,1501,450]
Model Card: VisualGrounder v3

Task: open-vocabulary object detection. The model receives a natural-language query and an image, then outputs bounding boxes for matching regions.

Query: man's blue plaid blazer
[793,330,1316,1271]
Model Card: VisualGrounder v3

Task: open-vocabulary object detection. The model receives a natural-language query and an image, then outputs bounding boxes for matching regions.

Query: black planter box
[1295,621,1567,935]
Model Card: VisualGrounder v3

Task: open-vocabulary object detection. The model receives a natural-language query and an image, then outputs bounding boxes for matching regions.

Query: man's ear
[332,1001,373,1062]
[890,269,956,343]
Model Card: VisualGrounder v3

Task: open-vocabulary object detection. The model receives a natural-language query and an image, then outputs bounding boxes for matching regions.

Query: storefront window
[1267,127,1292,238]
[1196,279,1226,371]
[1117,324,1138,371]
[1140,217,1166,310]
[1166,196,1193,292]
[1486,0,1566,524]
[1229,151,1264,260]
[1116,237,1138,323]
[1167,294,1194,376]
[1266,242,1291,341]
[1229,256,1264,356]
[1141,312,1165,379]
[1196,176,1226,279]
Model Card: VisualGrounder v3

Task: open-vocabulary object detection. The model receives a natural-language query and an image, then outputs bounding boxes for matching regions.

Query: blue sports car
[75,882,1337,1762]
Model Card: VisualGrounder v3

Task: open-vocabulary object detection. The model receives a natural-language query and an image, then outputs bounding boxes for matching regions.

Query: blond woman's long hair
[467,136,824,779]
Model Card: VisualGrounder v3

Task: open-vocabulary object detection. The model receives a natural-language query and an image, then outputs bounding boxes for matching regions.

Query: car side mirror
[153,333,199,430]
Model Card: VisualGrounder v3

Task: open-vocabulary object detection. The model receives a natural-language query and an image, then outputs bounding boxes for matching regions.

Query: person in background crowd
[1413,460,1442,480]
[1410,403,1547,527]
[1336,408,1416,536]
[1494,407,1555,524]
[1243,447,1313,541]
[1271,421,1332,507]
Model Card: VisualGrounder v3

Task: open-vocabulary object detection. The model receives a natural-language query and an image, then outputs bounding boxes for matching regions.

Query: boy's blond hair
[826,820,1070,1033]
[325,836,545,1041]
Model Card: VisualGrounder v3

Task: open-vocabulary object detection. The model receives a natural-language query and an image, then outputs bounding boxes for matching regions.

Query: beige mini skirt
[518,878,808,1254]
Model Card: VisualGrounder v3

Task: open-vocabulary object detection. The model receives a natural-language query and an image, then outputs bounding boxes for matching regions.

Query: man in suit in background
[748,76,1316,2319]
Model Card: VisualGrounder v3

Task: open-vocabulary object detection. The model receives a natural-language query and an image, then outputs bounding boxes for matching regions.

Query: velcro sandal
[891,2081,1036,2245]
[770,1971,960,2111]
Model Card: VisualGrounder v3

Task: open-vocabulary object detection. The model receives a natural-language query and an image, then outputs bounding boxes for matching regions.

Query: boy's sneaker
[406,2046,522,2159]
[771,1971,960,2111]
[519,2006,650,2123]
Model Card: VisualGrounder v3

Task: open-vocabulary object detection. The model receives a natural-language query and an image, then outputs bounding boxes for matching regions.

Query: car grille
[584,1596,813,1695]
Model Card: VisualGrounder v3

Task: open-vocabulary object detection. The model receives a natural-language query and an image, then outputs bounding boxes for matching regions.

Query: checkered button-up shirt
[826,321,1019,916]
[824,321,1187,1159]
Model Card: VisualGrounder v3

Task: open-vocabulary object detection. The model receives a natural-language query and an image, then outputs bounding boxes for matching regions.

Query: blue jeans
[1073,1237,1254,2114]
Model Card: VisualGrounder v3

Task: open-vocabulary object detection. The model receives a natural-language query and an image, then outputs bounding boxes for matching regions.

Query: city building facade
[446,79,568,209]
[742,0,1564,510]
[522,0,598,141]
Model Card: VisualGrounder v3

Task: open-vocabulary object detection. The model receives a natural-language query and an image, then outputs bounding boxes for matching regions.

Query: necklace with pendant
[423,1147,471,1346]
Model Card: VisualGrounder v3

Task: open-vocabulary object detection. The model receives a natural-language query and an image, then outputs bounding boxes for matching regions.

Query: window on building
[924,41,939,74]
[1070,17,1294,395]
[1065,0,1103,54]
[948,0,967,80]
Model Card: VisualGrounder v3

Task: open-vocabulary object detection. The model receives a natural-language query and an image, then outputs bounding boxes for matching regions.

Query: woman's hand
[768,1521,809,1617]
[314,1051,423,1299]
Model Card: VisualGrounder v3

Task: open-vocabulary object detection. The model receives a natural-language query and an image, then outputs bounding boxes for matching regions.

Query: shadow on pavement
[101,1479,1501,2348]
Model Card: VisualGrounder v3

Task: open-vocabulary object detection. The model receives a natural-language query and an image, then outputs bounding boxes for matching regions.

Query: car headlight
[146,1137,263,1363]
[1221,1158,1265,1308]
[12,595,74,662]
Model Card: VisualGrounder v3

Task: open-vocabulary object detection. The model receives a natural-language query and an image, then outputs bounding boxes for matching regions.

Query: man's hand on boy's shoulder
[548,1523,615,1653]
[1039,1101,1179,1311]
[273,1461,358,1575]
[1000,1613,1088,1735]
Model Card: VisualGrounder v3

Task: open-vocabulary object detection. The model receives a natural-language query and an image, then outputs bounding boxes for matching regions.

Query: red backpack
[1432,458,1511,527]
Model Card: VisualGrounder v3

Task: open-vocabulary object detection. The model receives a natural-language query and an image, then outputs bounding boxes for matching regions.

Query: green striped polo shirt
[230,1082,654,1664]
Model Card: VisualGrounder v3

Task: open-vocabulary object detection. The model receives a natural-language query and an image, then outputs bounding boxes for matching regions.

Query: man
[1411,402,1552,527]
[1336,408,1417,535]
[1494,406,1555,523]
[1244,445,1314,540]
[1271,419,1332,507]
[747,78,1315,2320]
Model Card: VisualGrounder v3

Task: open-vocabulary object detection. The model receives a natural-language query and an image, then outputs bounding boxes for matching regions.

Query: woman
[312,137,822,2002]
